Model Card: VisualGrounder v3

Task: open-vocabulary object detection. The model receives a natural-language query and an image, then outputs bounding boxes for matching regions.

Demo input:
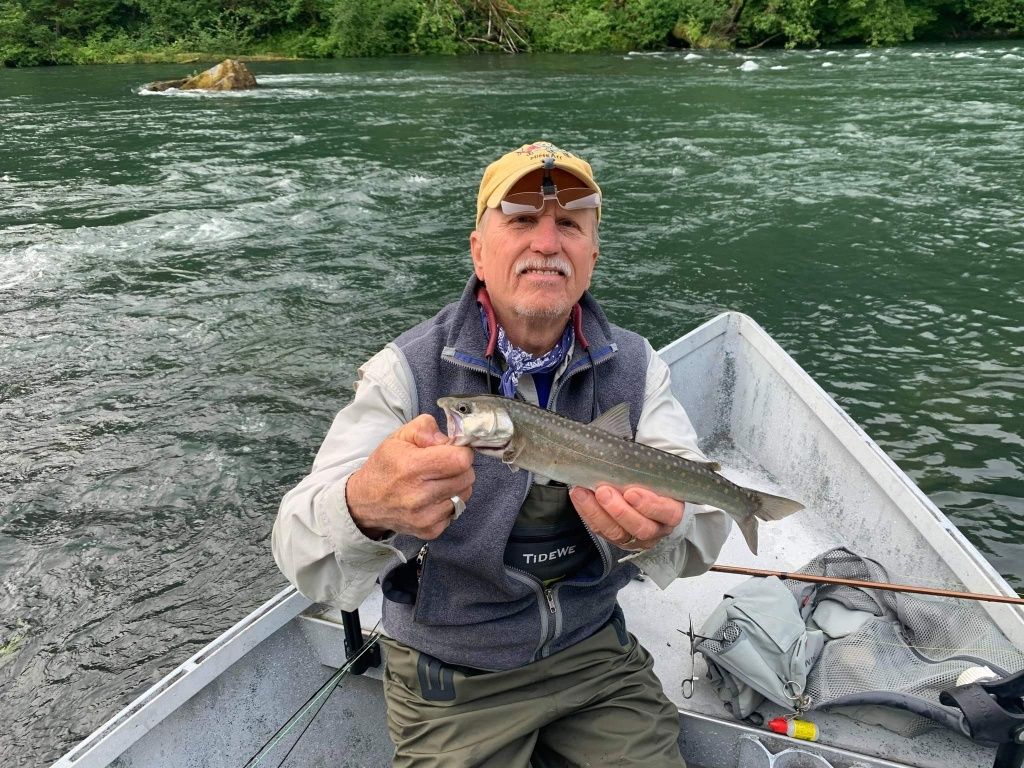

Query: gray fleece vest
[380,276,649,670]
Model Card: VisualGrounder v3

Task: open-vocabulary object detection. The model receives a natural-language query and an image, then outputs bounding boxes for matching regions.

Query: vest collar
[443,276,618,376]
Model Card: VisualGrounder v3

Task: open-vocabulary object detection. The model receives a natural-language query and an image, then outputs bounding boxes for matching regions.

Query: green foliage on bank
[2,0,1022,66]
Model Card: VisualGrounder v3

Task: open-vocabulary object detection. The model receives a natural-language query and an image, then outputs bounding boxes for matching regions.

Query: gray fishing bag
[697,575,824,718]
[697,548,1024,738]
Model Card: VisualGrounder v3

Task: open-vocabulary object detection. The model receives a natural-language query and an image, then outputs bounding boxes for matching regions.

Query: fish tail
[725,488,803,554]
[734,513,759,555]
[752,489,804,521]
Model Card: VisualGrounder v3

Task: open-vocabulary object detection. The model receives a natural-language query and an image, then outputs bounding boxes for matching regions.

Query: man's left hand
[569,485,684,551]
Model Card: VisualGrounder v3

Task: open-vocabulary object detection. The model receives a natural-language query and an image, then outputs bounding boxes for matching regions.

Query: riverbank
[72,51,303,66]
[1,28,328,67]
[8,33,1023,69]
[2,0,1021,67]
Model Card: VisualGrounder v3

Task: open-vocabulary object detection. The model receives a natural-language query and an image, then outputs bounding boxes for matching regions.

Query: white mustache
[515,257,573,277]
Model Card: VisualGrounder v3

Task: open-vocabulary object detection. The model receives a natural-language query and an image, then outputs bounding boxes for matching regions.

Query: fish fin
[734,514,759,555]
[502,439,524,472]
[590,402,633,440]
[702,460,722,472]
[751,490,804,522]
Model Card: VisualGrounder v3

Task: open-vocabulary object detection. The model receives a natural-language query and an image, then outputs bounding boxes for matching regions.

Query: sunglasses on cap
[500,187,601,215]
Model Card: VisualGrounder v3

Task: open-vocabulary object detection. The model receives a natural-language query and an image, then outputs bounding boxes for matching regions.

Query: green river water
[1,43,1022,765]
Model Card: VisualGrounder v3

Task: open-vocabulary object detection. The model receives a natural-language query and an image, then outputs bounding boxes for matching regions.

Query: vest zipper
[415,544,428,582]
[504,564,562,662]
[504,564,552,662]
[538,584,562,659]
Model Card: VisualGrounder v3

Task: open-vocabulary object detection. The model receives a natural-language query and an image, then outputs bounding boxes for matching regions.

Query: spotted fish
[437,394,803,554]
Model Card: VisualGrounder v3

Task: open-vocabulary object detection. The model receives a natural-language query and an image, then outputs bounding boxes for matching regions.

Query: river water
[1,43,1022,765]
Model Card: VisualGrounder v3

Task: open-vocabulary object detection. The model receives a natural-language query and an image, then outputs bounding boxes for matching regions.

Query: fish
[437,394,804,555]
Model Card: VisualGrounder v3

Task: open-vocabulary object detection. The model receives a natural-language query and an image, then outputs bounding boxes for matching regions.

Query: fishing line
[242,620,382,768]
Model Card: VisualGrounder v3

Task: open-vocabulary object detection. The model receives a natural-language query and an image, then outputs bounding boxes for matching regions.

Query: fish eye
[456,403,471,414]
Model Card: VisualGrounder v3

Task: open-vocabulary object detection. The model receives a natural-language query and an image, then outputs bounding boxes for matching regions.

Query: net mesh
[784,548,1024,737]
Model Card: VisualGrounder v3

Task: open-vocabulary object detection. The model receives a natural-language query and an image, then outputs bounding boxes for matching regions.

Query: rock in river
[146,59,257,92]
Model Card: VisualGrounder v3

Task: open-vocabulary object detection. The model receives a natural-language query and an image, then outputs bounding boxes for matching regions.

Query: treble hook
[677,614,712,699]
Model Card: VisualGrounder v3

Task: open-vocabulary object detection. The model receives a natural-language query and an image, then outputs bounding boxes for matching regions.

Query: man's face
[470,169,599,326]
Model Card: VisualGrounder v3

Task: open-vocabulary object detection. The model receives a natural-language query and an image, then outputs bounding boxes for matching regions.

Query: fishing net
[785,548,1024,737]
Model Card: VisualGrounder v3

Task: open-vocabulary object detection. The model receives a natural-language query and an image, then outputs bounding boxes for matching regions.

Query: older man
[273,141,730,767]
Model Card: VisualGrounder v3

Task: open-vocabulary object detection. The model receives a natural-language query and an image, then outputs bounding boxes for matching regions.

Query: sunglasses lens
[499,188,601,215]
[501,192,546,214]
[556,188,601,210]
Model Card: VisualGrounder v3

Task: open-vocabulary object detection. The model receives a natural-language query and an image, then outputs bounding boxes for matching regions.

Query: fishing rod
[709,564,1024,606]
[242,621,383,768]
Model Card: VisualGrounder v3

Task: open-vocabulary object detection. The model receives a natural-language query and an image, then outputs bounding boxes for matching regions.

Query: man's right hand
[346,414,475,541]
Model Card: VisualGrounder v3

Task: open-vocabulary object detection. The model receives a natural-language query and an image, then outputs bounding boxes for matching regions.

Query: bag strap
[939,669,1024,746]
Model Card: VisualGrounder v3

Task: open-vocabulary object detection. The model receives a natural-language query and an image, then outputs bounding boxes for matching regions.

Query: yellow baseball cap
[475,141,602,225]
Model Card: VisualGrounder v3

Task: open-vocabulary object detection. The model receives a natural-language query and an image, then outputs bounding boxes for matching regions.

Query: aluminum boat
[53,312,1024,768]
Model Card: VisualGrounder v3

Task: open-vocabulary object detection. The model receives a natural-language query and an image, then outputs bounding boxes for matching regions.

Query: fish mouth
[437,396,514,450]
[438,402,469,446]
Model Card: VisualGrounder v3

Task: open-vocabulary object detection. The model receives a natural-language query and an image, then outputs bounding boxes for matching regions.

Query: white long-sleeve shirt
[272,340,731,611]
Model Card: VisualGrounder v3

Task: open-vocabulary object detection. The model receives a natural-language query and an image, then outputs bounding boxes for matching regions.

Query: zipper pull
[544,587,556,614]
[416,544,428,581]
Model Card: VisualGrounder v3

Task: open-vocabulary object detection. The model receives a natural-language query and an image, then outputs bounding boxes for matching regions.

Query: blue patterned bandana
[496,323,575,399]
[478,304,574,399]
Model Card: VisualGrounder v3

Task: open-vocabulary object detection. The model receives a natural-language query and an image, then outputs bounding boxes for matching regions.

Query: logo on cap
[514,141,578,160]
